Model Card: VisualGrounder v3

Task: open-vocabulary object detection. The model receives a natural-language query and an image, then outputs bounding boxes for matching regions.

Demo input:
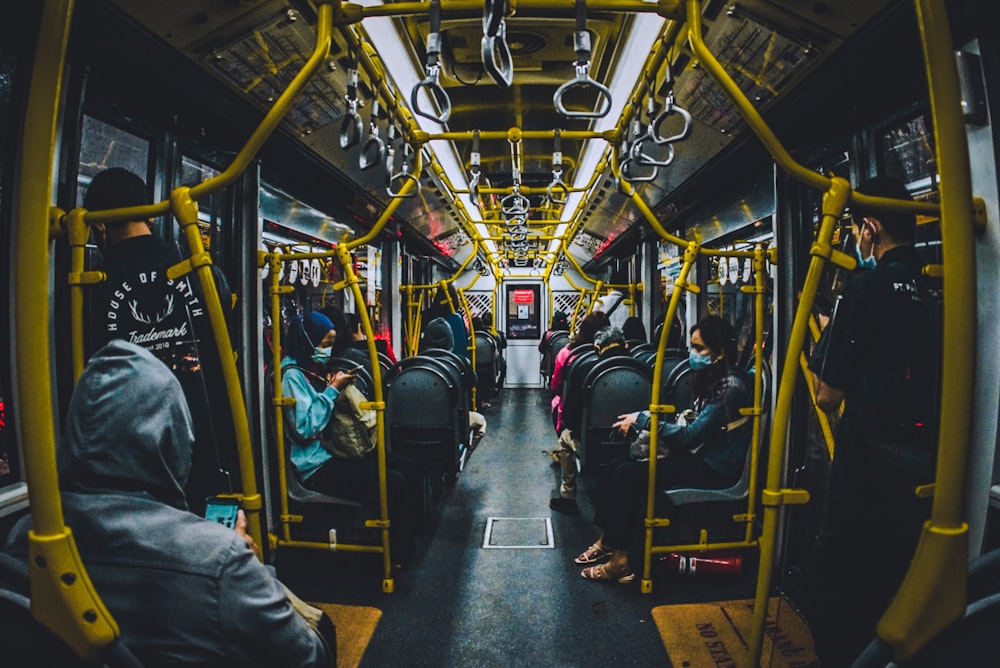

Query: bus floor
[275,388,758,667]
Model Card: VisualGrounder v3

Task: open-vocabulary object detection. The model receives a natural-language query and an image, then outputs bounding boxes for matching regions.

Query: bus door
[503,283,544,388]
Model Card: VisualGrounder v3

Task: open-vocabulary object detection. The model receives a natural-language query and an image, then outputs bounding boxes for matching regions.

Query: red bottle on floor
[661,551,743,576]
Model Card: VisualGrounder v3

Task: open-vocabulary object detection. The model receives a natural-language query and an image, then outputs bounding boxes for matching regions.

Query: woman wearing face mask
[280,312,357,486]
[575,315,752,583]
[280,311,417,567]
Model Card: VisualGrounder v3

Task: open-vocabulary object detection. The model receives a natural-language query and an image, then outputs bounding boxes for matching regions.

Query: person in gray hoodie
[5,340,331,666]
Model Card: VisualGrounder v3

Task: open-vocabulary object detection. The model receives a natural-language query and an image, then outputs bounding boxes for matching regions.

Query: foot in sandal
[580,562,635,584]
[574,542,612,565]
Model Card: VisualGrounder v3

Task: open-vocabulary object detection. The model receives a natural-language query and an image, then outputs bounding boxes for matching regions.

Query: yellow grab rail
[876,0,975,660]
[18,0,121,662]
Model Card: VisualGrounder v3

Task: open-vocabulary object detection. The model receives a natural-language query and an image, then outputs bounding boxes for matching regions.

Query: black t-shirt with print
[90,234,236,512]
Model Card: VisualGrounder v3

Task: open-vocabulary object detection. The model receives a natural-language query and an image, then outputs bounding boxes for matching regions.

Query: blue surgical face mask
[312,346,332,364]
[689,349,713,370]
[854,242,876,270]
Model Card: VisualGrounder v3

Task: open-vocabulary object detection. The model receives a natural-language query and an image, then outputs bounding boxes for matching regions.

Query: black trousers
[595,452,734,551]
[804,430,933,667]
[304,452,419,564]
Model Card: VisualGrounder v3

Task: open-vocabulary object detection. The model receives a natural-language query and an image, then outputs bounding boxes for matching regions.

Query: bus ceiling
[92,0,900,269]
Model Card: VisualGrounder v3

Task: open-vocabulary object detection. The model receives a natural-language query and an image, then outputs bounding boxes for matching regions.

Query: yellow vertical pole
[336,243,395,593]
[267,251,296,545]
[745,181,850,664]
[169,187,263,550]
[875,0,975,659]
[641,242,699,592]
[18,0,123,661]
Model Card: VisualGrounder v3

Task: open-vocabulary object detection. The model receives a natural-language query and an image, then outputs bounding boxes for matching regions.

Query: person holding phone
[281,312,416,568]
[5,340,331,666]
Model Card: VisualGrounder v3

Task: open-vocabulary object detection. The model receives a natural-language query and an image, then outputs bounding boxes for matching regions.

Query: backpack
[276,364,377,460]
[326,382,377,459]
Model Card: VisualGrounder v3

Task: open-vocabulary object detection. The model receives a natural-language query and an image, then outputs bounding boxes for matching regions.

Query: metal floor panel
[482,517,554,548]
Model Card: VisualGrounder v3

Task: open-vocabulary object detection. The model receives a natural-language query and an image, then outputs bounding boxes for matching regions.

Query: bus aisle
[276,388,761,666]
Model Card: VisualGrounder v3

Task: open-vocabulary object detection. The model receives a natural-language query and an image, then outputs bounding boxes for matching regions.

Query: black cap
[83,168,151,212]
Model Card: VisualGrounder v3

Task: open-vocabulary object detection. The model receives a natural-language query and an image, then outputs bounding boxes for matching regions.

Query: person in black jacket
[83,167,236,515]
[805,176,941,665]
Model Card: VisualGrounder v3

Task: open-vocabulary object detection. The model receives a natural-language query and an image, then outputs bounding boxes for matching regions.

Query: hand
[234,509,261,559]
[612,412,639,436]
[326,370,356,391]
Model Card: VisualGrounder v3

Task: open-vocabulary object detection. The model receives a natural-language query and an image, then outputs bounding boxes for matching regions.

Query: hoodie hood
[422,317,454,351]
[59,340,194,510]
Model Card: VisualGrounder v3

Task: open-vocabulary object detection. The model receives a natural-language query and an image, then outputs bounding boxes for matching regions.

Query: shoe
[581,562,635,584]
[549,497,580,515]
[574,542,612,565]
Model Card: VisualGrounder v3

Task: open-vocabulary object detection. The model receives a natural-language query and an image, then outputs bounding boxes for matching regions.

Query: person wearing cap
[805,175,941,665]
[82,167,236,516]
[421,317,487,448]
[5,340,333,666]
[281,311,416,567]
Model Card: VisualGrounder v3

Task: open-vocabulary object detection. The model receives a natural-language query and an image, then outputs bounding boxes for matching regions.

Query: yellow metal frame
[636,239,768,593]
[675,0,968,663]
[266,172,417,594]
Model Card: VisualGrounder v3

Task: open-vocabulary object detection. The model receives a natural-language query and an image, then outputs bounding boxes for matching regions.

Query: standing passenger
[5,340,332,666]
[592,268,630,329]
[83,167,236,516]
[805,176,940,665]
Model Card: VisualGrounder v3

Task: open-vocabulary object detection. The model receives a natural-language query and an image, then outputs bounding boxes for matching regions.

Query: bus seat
[662,444,753,506]
[284,450,367,509]
[0,553,140,667]
[559,349,599,437]
[473,331,499,398]
[579,357,652,471]
[541,330,570,381]
[662,360,769,506]
[327,356,376,400]
[386,359,465,476]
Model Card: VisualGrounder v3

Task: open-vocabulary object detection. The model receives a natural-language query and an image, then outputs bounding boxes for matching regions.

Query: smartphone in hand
[204,496,240,529]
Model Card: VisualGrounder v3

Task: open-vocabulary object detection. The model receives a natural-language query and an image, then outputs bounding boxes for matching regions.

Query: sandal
[581,563,635,584]
[574,542,612,565]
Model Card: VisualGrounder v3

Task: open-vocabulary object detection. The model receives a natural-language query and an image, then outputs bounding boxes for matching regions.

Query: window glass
[77,116,151,206]
[177,156,225,263]
[877,113,937,190]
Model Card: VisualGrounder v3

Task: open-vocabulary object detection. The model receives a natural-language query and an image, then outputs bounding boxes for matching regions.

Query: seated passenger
[5,340,332,666]
[538,310,569,378]
[575,315,751,583]
[421,284,469,359]
[549,311,610,437]
[550,325,630,516]
[420,316,487,448]
[344,310,397,364]
[281,312,416,567]
[622,316,647,344]
[322,305,372,377]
